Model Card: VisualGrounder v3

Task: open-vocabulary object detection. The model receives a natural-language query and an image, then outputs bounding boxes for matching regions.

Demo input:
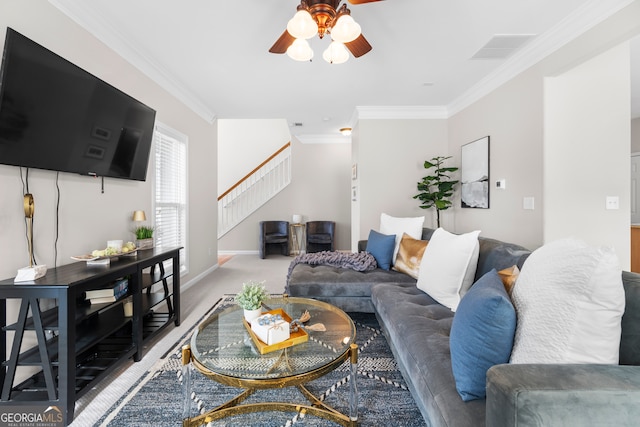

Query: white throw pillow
[509,238,625,364]
[379,213,425,263]
[416,228,480,312]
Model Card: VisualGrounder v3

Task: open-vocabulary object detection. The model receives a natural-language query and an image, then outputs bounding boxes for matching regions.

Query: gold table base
[182,343,359,427]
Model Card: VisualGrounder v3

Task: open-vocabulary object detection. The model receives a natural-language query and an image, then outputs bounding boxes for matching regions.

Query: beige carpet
[70,254,293,426]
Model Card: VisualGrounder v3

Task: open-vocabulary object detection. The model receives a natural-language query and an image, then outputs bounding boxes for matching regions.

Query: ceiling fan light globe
[287,10,318,39]
[331,15,361,43]
[323,41,349,64]
[287,38,314,61]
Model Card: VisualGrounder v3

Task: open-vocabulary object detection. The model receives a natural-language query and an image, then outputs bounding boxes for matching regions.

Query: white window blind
[153,123,188,273]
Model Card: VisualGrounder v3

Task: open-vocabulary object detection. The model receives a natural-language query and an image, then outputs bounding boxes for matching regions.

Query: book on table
[87,278,128,304]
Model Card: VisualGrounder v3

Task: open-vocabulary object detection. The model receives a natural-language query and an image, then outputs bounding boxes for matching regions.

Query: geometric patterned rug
[96,297,427,426]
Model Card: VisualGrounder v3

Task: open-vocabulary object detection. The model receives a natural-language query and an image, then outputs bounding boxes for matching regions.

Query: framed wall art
[461,136,490,209]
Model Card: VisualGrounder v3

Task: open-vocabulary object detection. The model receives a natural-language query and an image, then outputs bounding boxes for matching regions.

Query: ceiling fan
[269,0,383,64]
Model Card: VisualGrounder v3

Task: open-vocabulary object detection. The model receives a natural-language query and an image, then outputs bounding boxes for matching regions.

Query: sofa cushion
[371,282,486,425]
[287,264,414,297]
[510,238,625,364]
[366,229,396,271]
[393,233,428,279]
[450,269,516,401]
[417,228,480,311]
[379,213,424,263]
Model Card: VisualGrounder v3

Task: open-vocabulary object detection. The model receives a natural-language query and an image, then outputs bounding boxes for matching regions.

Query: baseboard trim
[218,250,259,255]
[181,263,219,292]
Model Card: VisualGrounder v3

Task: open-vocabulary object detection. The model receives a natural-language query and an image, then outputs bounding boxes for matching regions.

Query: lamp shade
[323,41,349,64]
[287,10,318,40]
[132,210,146,221]
[287,38,314,61]
[330,15,361,43]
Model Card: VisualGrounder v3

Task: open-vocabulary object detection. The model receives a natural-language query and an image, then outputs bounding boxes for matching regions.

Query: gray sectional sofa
[286,228,640,426]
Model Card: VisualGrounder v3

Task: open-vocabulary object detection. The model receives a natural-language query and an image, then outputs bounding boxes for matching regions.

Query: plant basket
[136,238,154,250]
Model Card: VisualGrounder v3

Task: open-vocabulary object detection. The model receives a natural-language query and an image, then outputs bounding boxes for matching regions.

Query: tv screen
[0,28,156,181]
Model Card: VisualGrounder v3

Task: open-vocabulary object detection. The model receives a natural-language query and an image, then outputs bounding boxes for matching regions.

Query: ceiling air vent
[471,34,536,60]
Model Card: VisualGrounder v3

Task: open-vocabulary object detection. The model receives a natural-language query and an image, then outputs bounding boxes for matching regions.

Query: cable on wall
[54,171,60,268]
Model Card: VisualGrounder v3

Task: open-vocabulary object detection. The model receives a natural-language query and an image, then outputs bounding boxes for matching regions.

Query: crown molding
[447,0,635,116]
[294,134,351,144]
[48,0,217,123]
[354,106,448,120]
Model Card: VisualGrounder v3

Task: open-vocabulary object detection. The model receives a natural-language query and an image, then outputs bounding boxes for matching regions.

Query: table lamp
[132,210,147,222]
[15,194,47,282]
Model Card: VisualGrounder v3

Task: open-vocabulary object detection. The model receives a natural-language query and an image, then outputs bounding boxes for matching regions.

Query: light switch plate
[523,197,535,210]
[606,196,619,210]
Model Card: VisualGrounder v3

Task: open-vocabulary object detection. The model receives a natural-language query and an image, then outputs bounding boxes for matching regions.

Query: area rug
[96,297,426,426]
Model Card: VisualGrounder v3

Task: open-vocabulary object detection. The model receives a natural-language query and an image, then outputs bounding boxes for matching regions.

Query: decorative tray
[243,308,308,355]
[71,251,137,262]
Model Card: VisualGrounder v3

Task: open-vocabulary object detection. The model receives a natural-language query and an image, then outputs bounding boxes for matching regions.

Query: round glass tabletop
[190,297,356,380]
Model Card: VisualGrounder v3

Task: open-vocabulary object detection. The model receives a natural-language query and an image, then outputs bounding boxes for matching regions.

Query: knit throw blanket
[286,251,378,290]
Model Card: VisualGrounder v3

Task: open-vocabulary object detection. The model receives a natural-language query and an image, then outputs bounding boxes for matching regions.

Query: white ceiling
[49,0,638,141]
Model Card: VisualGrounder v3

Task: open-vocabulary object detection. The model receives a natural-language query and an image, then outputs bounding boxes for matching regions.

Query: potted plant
[413,156,459,228]
[134,225,154,250]
[236,280,268,322]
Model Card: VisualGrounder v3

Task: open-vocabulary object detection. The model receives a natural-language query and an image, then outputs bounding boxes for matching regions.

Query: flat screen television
[0,27,156,181]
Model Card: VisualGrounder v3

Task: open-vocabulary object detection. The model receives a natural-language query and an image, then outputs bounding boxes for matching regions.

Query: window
[153,123,188,273]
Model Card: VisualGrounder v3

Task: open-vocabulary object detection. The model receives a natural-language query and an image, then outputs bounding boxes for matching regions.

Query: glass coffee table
[181,296,358,427]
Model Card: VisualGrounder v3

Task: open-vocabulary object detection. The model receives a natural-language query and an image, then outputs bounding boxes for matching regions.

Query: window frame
[152,122,189,275]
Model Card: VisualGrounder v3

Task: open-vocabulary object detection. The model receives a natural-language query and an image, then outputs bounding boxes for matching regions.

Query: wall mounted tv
[0,27,156,181]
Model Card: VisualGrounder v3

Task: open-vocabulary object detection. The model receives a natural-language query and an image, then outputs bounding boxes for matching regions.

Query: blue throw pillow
[450,269,516,401]
[366,230,396,270]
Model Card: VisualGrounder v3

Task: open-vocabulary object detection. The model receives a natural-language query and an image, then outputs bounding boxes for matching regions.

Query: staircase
[217,142,292,238]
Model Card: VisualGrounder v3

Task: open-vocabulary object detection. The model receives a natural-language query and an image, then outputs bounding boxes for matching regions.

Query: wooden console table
[0,247,181,425]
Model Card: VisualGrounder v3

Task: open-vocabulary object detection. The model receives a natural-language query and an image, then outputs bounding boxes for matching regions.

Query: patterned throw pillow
[509,238,625,364]
[393,233,428,279]
[497,265,520,294]
[379,213,425,264]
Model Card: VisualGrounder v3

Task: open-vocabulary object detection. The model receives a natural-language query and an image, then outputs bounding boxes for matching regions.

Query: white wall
[447,1,640,254]
[449,71,544,250]
[0,1,217,286]
[218,119,290,194]
[544,42,631,266]
[353,119,448,249]
[218,138,352,251]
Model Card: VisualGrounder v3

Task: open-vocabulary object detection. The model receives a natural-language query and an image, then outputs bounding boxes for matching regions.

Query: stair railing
[217,142,291,238]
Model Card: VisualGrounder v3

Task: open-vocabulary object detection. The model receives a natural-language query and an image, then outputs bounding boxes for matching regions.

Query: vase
[243,307,263,323]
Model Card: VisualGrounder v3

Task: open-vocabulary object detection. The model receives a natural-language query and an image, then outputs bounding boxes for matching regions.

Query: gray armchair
[259,221,290,259]
[306,221,335,253]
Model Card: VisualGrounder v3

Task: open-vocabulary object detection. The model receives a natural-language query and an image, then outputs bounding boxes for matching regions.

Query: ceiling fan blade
[345,34,372,58]
[348,0,384,4]
[269,30,295,54]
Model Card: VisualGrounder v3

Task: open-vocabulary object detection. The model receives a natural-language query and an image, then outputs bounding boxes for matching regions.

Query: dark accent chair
[306,221,335,253]
[259,221,290,259]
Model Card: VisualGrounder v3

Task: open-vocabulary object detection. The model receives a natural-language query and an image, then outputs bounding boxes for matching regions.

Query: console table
[0,247,181,425]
